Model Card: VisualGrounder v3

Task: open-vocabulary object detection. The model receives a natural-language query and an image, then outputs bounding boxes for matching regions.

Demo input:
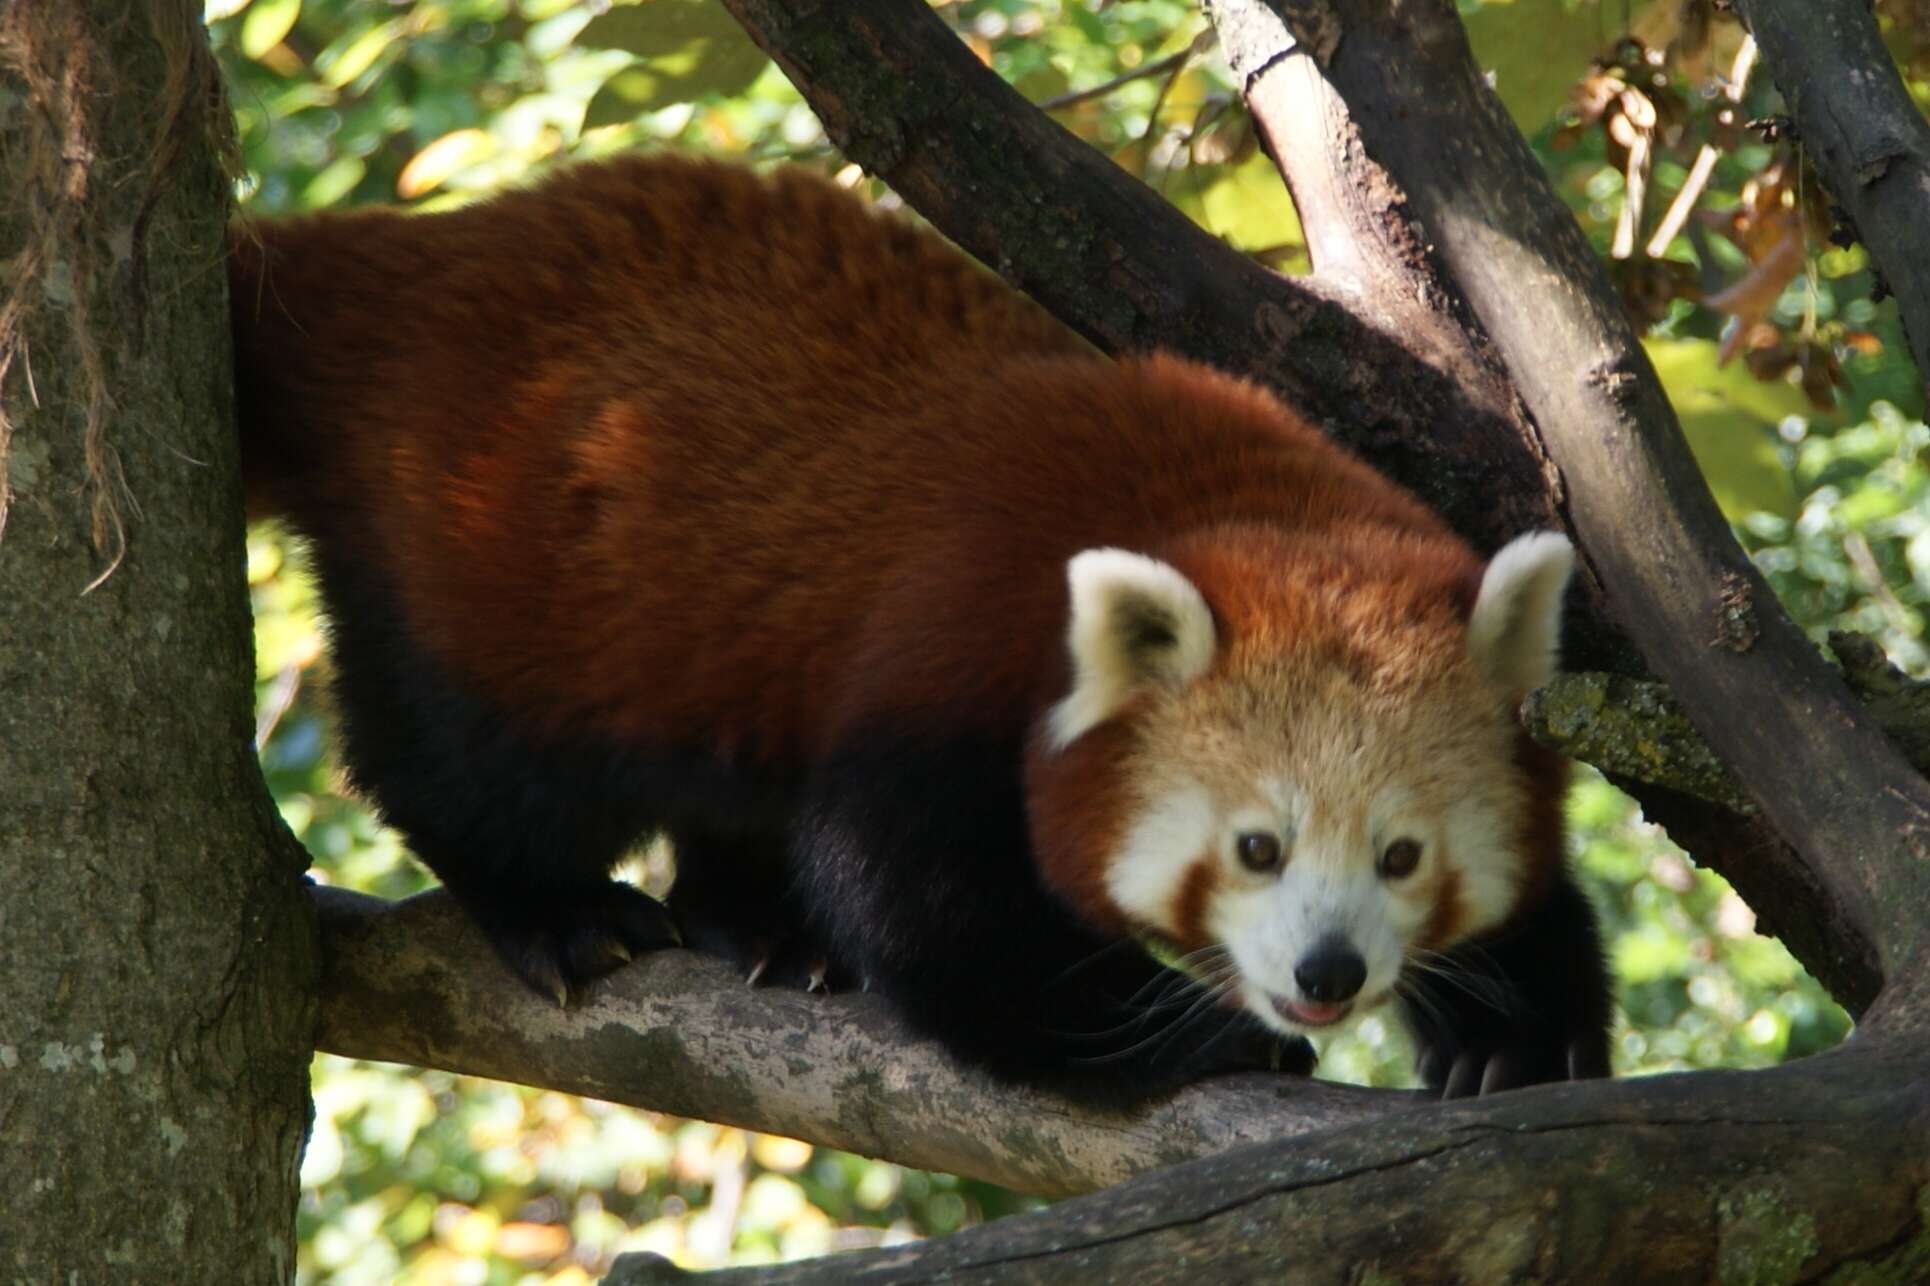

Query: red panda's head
[1025,528,1574,1041]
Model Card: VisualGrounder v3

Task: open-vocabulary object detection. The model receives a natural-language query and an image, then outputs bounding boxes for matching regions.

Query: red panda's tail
[226,209,393,525]
[225,223,292,523]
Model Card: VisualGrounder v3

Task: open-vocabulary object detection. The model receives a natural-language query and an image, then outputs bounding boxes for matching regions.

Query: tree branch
[605,1039,1929,1283]
[1529,635,1930,817]
[314,886,1412,1198]
[1734,0,1930,398]
[1223,0,1930,984]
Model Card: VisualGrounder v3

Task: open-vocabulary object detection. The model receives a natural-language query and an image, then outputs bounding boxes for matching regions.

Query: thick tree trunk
[0,2,318,1279]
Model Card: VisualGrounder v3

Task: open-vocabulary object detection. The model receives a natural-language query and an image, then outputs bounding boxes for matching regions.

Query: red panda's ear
[1468,532,1574,695]
[1046,549,1216,750]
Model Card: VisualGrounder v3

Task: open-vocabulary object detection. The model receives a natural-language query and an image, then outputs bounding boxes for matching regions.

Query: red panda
[230,155,1612,1102]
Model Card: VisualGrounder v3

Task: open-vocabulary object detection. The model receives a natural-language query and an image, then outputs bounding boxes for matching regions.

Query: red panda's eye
[1378,838,1423,880]
[1236,832,1283,873]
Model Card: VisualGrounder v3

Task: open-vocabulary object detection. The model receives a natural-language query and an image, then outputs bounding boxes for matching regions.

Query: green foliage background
[211,0,1929,1279]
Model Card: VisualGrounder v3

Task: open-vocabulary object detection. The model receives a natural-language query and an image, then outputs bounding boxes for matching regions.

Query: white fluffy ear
[1046,549,1216,749]
[1468,532,1574,694]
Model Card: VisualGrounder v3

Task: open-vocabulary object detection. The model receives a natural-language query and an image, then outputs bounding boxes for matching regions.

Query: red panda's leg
[310,553,681,1004]
[1399,861,1614,1097]
[789,738,1312,1103]
[665,825,846,991]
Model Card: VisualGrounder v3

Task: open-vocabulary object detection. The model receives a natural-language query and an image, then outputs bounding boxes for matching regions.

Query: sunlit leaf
[318,19,405,89]
[266,81,337,116]
[1191,150,1302,256]
[583,68,661,129]
[575,0,768,123]
[302,155,365,208]
[238,0,301,60]
[397,129,496,198]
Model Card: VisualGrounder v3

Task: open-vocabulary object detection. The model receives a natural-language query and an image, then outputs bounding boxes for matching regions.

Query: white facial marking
[1048,549,1215,750]
[1105,783,1214,935]
[1445,791,1526,934]
[1107,732,1537,1040]
[1215,823,1408,1031]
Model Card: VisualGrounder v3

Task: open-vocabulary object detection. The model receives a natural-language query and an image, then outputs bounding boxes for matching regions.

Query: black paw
[1417,1033,1610,1099]
[1072,1009,1316,1103]
[472,881,680,1006]
[669,898,845,992]
[701,929,848,993]
[1178,1021,1317,1081]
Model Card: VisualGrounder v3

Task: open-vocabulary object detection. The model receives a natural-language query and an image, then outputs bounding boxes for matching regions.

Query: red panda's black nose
[1295,940,1366,1003]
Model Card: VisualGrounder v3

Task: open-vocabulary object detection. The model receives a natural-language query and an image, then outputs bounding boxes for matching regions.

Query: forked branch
[1211,0,1930,987]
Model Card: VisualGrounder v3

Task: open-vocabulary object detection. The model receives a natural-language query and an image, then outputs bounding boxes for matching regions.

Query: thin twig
[1135,30,1212,166]
[1038,30,1213,112]
[1645,144,1719,258]
[1645,34,1756,258]
[1611,89,1656,259]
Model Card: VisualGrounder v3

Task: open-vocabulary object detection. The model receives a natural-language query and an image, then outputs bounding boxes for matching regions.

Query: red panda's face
[1031,534,1574,1044]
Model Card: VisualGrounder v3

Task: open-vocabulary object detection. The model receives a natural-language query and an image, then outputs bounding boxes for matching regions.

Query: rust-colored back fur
[232,156,1475,767]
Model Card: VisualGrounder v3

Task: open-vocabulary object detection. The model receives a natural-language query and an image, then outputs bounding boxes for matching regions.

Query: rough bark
[0,2,318,1279]
[1735,0,1930,398]
[606,1038,1930,1284]
[317,888,1411,1199]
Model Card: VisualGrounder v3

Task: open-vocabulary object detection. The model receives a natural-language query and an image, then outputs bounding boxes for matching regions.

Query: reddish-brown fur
[1169,856,1222,953]
[233,156,1503,776]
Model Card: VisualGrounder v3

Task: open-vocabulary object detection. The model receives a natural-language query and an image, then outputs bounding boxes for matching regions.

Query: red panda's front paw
[670,904,849,992]
[743,944,848,994]
[472,881,682,1007]
[1418,1033,1610,1098]
[1173,1024,1316,1083]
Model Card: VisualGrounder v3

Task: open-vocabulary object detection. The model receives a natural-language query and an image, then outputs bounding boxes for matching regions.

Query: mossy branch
[1528,632,1930,816]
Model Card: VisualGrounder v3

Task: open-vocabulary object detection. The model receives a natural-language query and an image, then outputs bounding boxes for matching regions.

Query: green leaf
[582,44,769,124]
[578,0,769,125]
[318,19,404,90]
[577,0,748,57]
[1615,926,1692,984]
[1646,338,1809,520]
[1462,0,1604,132]
[583,67,656,128]
[301,155,366,208]
[239,0,301,60]
[1190,151,1302,255]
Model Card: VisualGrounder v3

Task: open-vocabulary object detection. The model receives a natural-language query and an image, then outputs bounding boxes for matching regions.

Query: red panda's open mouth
[1273,996,1353,1028]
